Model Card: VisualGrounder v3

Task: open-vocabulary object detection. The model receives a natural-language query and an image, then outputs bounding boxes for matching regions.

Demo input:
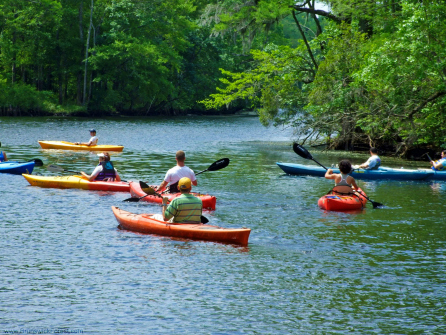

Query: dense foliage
[0,0,240,116]
[202,0,446,155]
[1,0,445,154]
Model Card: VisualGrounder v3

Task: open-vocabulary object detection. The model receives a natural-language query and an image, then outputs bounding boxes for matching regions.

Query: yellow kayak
[23,174,130,192]
[38,140,124,152]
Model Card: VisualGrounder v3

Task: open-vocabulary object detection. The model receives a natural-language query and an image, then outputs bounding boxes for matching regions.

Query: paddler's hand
[162,197,168,206]
[327,168,333,174]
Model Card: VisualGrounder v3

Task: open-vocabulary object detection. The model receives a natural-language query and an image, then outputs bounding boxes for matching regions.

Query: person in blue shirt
[0,150,8,162]
[430,150,446,171]
[358,147,381,170]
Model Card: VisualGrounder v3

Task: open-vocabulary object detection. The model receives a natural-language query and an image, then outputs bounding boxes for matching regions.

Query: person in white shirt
[80,152,121,181]
[156,150,197,193]
[75,129,98,146]
[357,147,381,170]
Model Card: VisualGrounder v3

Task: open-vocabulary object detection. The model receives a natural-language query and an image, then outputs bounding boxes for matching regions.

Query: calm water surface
[0,116,445,334]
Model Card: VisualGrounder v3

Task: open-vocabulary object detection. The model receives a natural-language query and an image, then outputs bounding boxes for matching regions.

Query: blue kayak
[0,161,35,175]
[276,162,437,181]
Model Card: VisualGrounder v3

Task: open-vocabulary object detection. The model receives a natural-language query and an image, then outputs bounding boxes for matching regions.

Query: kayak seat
[330,185,355,195]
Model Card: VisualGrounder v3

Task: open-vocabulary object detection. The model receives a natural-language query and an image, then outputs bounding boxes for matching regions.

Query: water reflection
[1,117,445,334]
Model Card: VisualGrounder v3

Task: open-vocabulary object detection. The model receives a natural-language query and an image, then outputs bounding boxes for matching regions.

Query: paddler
[0,151,8,162]
[356,147,381,170]
[430,150,446,171]
[0,142,7,162]
[75,129,98,146]
[80,152,121,181]
[325,160,359,193]
[158,177,202,223]
[156,150,197,193]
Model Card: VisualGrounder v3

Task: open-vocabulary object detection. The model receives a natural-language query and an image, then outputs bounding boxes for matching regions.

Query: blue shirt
[432,157,446,171]
[364,155,381,170]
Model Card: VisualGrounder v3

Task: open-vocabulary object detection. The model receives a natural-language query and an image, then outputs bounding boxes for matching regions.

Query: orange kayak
[318,188,367,211]
[112,206,250,245]
[23,174,130,192]
[129,181,217,210]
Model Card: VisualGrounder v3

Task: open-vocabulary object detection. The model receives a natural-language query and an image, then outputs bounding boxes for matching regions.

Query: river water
[0,116,445,334]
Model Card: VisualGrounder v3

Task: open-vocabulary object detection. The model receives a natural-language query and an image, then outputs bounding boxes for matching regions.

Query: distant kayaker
[0,151,8,162]
[357,147,381,170]
[75,129,98,146]
[80,152,121,182]
[159,177,202,223]
[325,160,359,193]
[430,150,446,171]
[156,150,197,193]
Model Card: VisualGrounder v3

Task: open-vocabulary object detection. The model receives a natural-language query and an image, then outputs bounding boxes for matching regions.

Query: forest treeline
[1,0,445,156]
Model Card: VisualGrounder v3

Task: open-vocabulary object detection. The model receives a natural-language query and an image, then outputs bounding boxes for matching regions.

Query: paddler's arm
[162,197,173,221]
[80,171,94,181]
[351,179,359,191]
[432,160,443,170]
[324,169,336,180]
[157,180,168,193]
[81,166,101,181]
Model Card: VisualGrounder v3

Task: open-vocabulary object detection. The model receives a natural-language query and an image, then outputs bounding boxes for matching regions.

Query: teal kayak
[276,162,442,181]
[0,161,35,175]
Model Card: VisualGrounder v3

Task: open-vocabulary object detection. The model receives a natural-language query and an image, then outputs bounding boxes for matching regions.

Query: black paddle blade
[201,215,209,224]
[371,201,383,209]
[123,197,140,202]
[207,158,230,172]
[32,159,44,167]
[293,143,313,160]
[139,181,157,195]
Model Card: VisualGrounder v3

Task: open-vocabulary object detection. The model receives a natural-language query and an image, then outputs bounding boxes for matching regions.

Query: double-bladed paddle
[123,158,230,203]
[125,181,209,224]
[292,142,383,208]
[293,143,328,169]
[195,158,230,175]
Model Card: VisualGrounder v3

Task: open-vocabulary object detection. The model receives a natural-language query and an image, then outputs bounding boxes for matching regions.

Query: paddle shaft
[134,183,209,223]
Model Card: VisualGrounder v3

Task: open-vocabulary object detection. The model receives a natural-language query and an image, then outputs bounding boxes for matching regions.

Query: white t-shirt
[164,166,196,184]
[89,136,98,145]
[364,155,381,169]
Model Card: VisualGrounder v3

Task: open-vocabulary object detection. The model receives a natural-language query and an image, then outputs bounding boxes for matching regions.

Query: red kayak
[112,206,250,245]
[128,181,217,210]
[318,187,367,211]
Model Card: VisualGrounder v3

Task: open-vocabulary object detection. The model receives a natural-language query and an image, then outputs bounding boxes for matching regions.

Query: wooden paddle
[292,142,383,208]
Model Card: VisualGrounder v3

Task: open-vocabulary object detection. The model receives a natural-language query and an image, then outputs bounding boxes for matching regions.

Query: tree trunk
[83,0,94,106]
[77,0,84,104]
